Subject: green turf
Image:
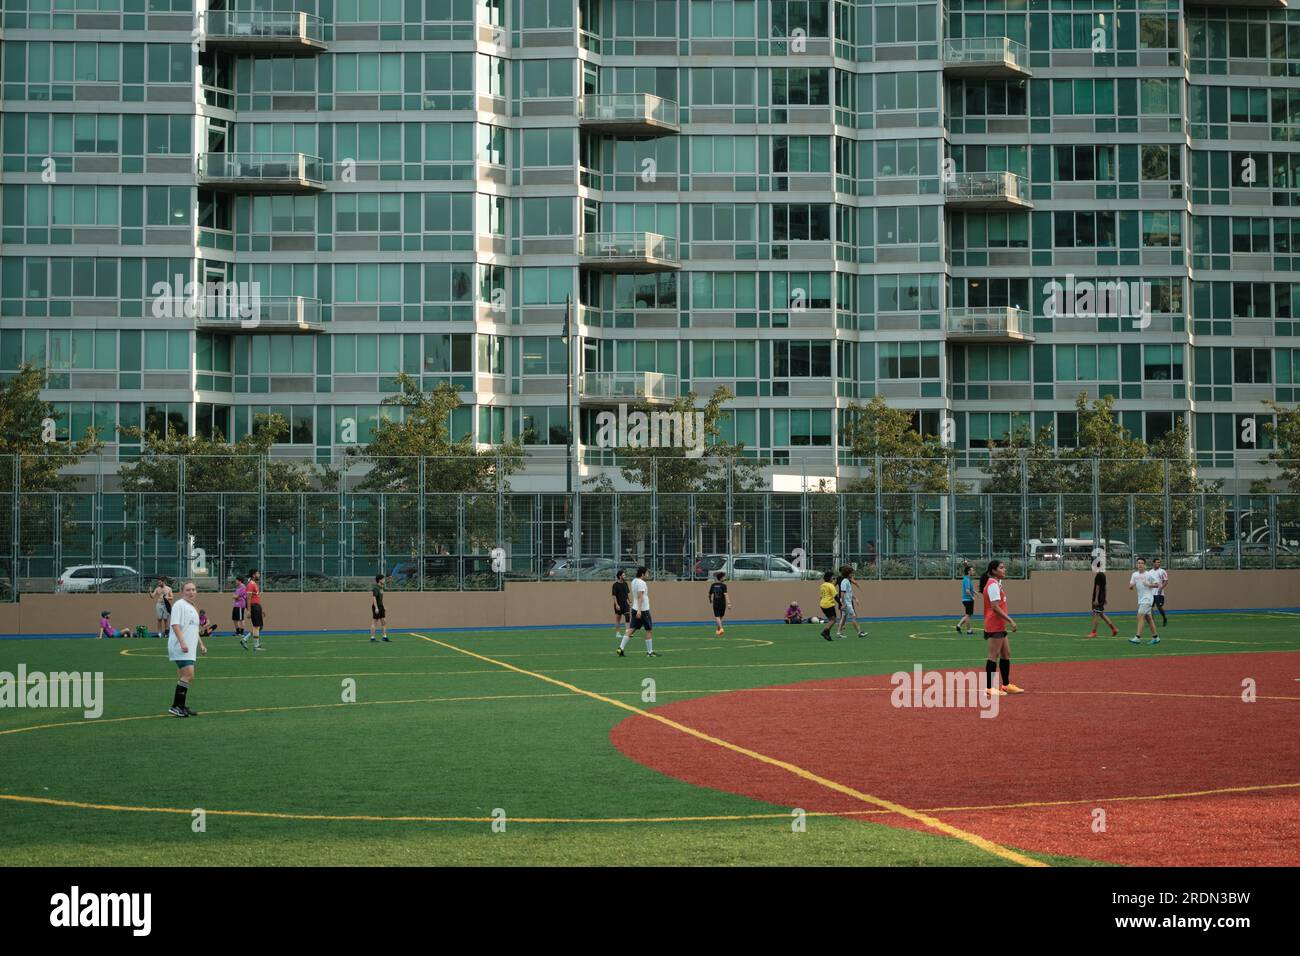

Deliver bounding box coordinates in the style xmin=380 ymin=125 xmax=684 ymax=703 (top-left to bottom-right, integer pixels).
xmin=0 ymin=610 xmax=1296 ymax=866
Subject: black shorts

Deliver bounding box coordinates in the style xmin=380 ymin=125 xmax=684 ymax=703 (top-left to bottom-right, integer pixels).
xmin=250 ymin=604 xmax=264 ymax=628
xmin=984 ymin=630 xmax=1007 ymax=640
xmin=1092 ymin=602 xmax=1106 ymax=613
xmin=712 ymin=602 xmax=727 ymax=618
xmin=631 ymin=610 xmax=653 ymax=631
xmin=372 ymin=605 xmax=386 ymax=621
xmin=1154 ymin=594 xmax=1165 ymax=607
xmin=232 ymin=606 xmax=245 ymax=623
xmin=821 ymin=605 xmax=837 ymax=622
xmin=614 ymin=605 xmax=630 ymax=621
xmin=962 ymin=600 xmax=974 ymax=615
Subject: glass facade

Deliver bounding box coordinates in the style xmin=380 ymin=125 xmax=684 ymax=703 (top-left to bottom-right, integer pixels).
xmin=0 ymin=0 xmax=1295 ymax=488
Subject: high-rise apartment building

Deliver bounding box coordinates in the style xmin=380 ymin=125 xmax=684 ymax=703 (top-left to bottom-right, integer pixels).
xmin=0 ymin=1 xmax=1295 ymax=490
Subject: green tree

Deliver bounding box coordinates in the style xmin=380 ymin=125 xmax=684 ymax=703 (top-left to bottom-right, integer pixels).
xmin=0 ymin=365 xmax=100 ymax=491
xmin=116 ymin=413 xmax=321 ymax=584
xmin=607 ymin=386 xmax=764 ymax=493
xmin=839 ymin=396 xmax=962 ymax=561
xmin=587 ymin=387 xmax=766 ymax=574
xmin=117 ymin=413 xmax=314 ymax=493
xmin=349 ymin=374 xmax=521 ymax=493
xmin=983 ymin=394 xmax=1223 ymax=552
xmin=1260 ymin=401 xmax=1300 ymax=492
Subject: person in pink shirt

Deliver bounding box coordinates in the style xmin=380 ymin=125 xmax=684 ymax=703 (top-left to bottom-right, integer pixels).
xmin=98 ymin=611 xmax=117 ymax=639
xmin=231 ymin=575 xmax=248 ymax=641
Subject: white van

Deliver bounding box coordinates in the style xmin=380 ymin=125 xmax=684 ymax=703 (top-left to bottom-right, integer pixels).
xmin=1027 ymin=539 xmax=1131 ymax=563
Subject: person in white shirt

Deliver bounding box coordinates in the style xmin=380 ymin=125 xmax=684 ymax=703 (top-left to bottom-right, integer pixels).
xmin=1150 ymin=557 xmax=1170 ymax=626
xmin=167 ymin=580 xmax=207 ymax=717
xmin=617 ymin=566 xmax=658 ymax=658
xmin=1127 ymin=558 xmax=1160 ymax=646
xmin=834 ymin=565 xmax=867 ymax=639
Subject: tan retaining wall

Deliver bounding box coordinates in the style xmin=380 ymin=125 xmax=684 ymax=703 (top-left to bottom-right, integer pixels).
xmin=1 ymin=570 xmax=1297 ymax=636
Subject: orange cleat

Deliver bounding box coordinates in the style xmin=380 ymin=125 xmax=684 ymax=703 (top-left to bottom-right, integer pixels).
xmin=984 ymin=686 xmax=1007 ymax=697
xmin=1002 ymin=683 xmax=1026 ymax=694
xmin=1086 ymin=630 xmax=1097 ymax=638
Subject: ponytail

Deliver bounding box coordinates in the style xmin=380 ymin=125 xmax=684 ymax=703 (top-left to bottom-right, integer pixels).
xmin=979 ymin=559 xmax=1001 ymax=594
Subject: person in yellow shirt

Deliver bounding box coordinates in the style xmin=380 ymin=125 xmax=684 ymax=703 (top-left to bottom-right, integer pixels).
xmin=818 ymin=570 xmax=838 ymax=641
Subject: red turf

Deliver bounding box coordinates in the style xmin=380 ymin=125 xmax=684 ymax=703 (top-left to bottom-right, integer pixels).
xmin=610 ymin=652 xmax=1300 ymax=866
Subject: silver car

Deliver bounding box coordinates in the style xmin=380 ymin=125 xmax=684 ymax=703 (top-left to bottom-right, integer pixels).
xmin=55 ymin=565 xmax=137 ymax=592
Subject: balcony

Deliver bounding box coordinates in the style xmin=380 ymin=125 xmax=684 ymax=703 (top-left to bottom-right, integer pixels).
xmin=204 ymin=11 xmax=327 ymax=54
xmin=946 ymin=307 xmax=1034 ymax=343
xmin=942 ymin=37 xmax=1031 ymax=78
xmin=943 ymin=171 xmax=1032 ymax=209
xmin=579 ymin=232 xmax=680 ymax=273
xmin=197 ymin=153 xmax=326 ymax=194
xmin=195 ymin=296 xmax=323 ymax=334
xmin=579 ymin=372 xmax=679 ymax=406
xmin=578 ymin=93 xmax=681 ymax=137
xmin=1184 ymin=0 xmax=1285 ymax=6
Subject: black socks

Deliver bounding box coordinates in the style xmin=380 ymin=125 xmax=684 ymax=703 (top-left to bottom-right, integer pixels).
xmin=986 ymin=659 xmax=997 ymax=688
xmin=999 ymin=658 xmax=1010 ymax=685
xmin=172 ymin=681 xmax=188 ymax=709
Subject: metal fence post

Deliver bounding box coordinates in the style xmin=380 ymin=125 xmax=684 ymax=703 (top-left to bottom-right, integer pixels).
xmin=1091 ymin=457 xmax=1100 ymax=550
xmin=255 ymin=455 xmax=267 ymax=584
xmin=417 ymin=458 xmax=426 ymax=591
xmin=495 ymin=454 xmax=504 ymax=590
xmin=10 ymin=456 xmax=19 ymax=596
xmin=178 ymin=457 xmax=187 ymax=581
xmin=873 ymin=454 xmax=882 ymax=573
xmin=1019 ymin=449 xmax=1029 ymax=572
xmin=1170 ymin=455 xmax=1180 ymax=561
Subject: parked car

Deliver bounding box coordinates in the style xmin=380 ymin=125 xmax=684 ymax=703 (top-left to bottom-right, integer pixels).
xmin=692 ymin=554 xmax=808 ymax=581
xmin=545 ymin=557 xmax=619 ymax=580
xmin=55 ymin=565 xmax=137 ymax=592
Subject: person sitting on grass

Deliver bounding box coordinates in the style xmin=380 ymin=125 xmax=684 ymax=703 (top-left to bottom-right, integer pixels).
xmin=198 ymin=609 xmax=218 ymax=638
xmin=98 ymin=611 xmax=117 ymax=640
xmin=785 ymin=602 xmax=804 ymax=624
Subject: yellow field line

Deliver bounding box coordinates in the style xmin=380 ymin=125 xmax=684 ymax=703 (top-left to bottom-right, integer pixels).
xmin=411 ymin=632 xmax=1046 ymax=867
xmin=3 ymin=780 xmax=1296 ymax=827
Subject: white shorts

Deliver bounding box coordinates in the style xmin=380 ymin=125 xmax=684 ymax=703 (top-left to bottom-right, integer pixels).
xmin=1137 ymin=600 xmax=1153 ymax=617
xmin=842 ymin=601 xmax=855 ymax=616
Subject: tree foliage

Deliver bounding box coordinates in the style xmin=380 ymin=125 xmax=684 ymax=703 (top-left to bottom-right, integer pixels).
xmin=1260 ymin=401 xmax=1300 ymax=493
xmin=608 ymin=386 xmax=765 ymax=493
xmin=0 ymin=365 xmax=100 ymax=491
xmin=117 ymin=413 xmax=315 ymax=493
xmin=348 ymin=374 xmax=522 ymax=493
xmin=982 ymin=393 xmax=1224 ymax=549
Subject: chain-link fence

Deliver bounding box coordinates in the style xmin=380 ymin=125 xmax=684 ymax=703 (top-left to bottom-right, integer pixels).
xmin=1 ymin=453 xmax=1298 ymax=598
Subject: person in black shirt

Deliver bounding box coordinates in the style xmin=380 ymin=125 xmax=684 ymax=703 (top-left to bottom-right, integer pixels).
xmin=611 ymin=569 xmax=631 ymax=644
xmin=1087 ymin=570 xmax=1119 ymax=638
xmin=708 ymin=571 xmax=730 ymax=635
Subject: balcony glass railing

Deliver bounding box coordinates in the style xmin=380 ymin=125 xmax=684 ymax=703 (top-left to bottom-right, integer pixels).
xmin=206 ymin=10 xmax=326 ymax=46
xmin=579 ymin=372 xmax=679 ymax=403
xmin=195 ymin=295 xmax=323 ymax=331
xmin=197 ymin=153 xmax=324 ymax=187
xmin=944 ymin=171 xmax=1030 ymax=204
xmin=943 ymin=37 xmax=1029 ymax=72
xmin=579 ymin=232 xmax=679 ymax=266
xmin=946 ymin=307 xmax=1031 ymax=339
xmin=579 ymin=93 xmax=680 ymax=131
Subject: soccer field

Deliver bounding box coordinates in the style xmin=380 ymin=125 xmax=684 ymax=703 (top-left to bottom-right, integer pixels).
xmin=2 ymin=612 xmax=1298 ymax=867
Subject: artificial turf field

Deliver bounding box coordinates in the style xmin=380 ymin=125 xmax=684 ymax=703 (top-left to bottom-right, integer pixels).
xmin=1 ymin=610 xmax=1298 ymax=867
